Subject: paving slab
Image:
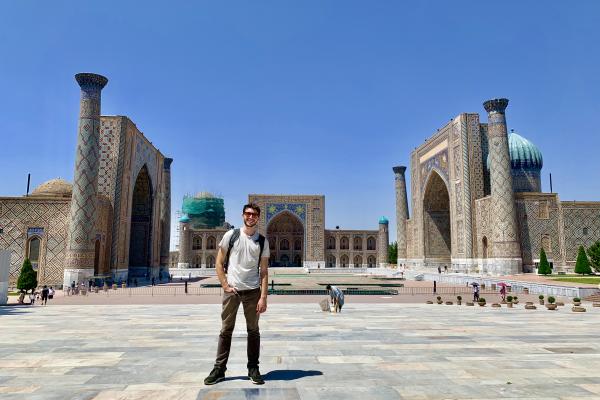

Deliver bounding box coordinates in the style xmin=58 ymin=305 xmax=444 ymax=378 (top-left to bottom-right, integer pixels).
xmin=2 ymin=303 xmax=600 ymax=399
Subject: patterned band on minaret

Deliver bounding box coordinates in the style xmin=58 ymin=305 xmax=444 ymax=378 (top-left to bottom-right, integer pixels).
xmin=160 ymin=158 xmax=173 ymax=266
xmin=484 ymin=98 xmax=522 ymax=273
xmin=64 ymin=73 xmax=108 ymax=275
xmin=393 ymin=166 xmax=409 ymax=263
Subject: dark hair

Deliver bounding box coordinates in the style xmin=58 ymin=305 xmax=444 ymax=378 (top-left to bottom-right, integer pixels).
xmin=326 ymin=284 xmax=332 ymax=290
xmin=243 ymin=203 xmax=261 ymax=215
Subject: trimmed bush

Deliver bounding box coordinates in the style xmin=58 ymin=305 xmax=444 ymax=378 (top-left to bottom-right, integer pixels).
xmin=588 ymin=240 xmax=600 ymax=273
xmin=478 ymin=297 xmax=486 ymax=303
xmin=17 ymin=258 xmax=37 ymax=294
xmin=547 ymin=296 xmax=556 ymax=304
xmin=537 ymin=247 xmax=551 ymax=275
xmin=575 ymin=246 xmax=592 ymax=275
xmin=539 ymin=295 xmax=544 ymax=300
xmin=573 ymin=297 xmax=581 ymax=302
xmin=457 ymin=295 xmax=462 ymax=301
xmin=436 ymin=296 xmax=442 ymax=301
xmin=507 ymin=295 xmax=513 ymax=302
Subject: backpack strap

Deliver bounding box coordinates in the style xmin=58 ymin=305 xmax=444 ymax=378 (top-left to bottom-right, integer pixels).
xmin=257 ymin=234 xmax=265 ymax=274
xmin=223 ymin=229 xmax=240 ymax=273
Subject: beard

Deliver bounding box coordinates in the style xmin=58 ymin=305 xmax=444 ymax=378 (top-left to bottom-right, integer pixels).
xmin=244 ymin=219 xmax=258 ymax=228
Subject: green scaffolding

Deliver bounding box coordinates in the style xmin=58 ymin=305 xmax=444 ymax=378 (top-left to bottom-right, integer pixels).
xmin=181 ymin=193 xmax=225 ymax=229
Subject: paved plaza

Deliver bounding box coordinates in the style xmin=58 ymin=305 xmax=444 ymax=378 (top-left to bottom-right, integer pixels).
xmin=2 ymin=303 xmax=600 ymax=399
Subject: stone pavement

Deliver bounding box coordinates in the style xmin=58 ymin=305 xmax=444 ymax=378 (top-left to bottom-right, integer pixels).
xmin=2 ymin=303 xmax=600 ymax=399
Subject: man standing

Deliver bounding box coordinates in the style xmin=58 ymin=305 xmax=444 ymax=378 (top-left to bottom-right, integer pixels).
xmin=204 ymin=203 xmax=270 ymax=386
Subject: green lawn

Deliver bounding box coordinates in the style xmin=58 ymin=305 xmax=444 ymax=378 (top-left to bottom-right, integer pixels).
xmin=550 ymin=276 xmax=600 ymax=285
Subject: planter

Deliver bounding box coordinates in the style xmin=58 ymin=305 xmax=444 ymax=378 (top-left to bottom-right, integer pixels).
xmin=593 ymin=303 xmax=600 ymax=307
xmin=112 ymin=284 xmax=117 ymax=290
xmin=556 ymin=302 xmax=565 ymax=306
xmin=437 ymin=301 xmax=443 ymax=304
xmin=426 ymin=300 xmax=434 ymax=304
xmin=523 ymin=288 xmax=530 ymax=295
xmin=513 ymin=300 xmax=519 ymax=304
xmin=546 ymin=304 xmax=557 ymax=310
xmin=525 ymin=301 xmax=534 ymax=306
xmin=466 ymin=302 xmax=474 ymax=306
xmin=492 ymin=303 xmax=501 ymax=308
xmin=572 ymin=306 xmax=586 ymax=312
xmin=573 ymin=301 xmax=581 ymax=306
xmin=121 ymin=283 xmax=126 ymax=289
xmin=525 ymin=304 xmax=537 ymax=310
xmin=457 ymin=301 xmax=462 ymax=306
xmin=478 ymin=302 xmax=486 ymax=307
xmin=507 ymin=302 xmax=513 ymax=308
xmin=445 ymin=301 xmax=453 ymax=305
xmin=539 ymin=300 xmax=545 ymax=305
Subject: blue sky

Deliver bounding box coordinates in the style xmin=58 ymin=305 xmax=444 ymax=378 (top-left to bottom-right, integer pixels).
xmin=1 ymin=1 xmax=599 ymax=246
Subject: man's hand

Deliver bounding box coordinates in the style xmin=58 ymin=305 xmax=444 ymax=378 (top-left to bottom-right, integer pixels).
xmin=223 ymin=285 xmax=237 ymax=294
xmin=257 ymin=297 xmax=267 ymax=314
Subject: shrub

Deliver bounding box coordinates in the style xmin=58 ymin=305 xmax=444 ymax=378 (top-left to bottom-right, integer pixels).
xmin=573 ymin=297 xmax=581 ymax=302
xmin=17 ymin=258 xmax=37 ymax=294
xmin=588 ymin=240 xmax=600 ymax=273
xmin=437 ymin=296 xmax=441 ymax=301
xmin=547 ymin=296 xmax=556 ymax=304
xmin=457 ymin=295 xmax=462 ymax=301
xmin=538 ymin=247 xmax=552 ymax=275
xmin=478 ymin=297 xmax=486 ymax=303
xmin=575 ymin=246 xmax=592 ymax=275
xmin=539 ymin=295 xmax=544 ymax=300
xmin=513 ymin=296 xmax=518 ymax=301
xmin=507 ymin=295 xmax=513 ymax=302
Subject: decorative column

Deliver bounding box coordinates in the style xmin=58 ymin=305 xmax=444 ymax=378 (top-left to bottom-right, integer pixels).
xmin=177 ymin=219 xmax=191 ymax=268
xmin=378 ymin=217 xmax=389 ymax=268
xmin=63 ymin=73 xmax=108 ymax=289
xmin=393 ymin=166 xmax=409 ymax=266
xmin=159 ymin=158 xmax=173 ymax=267
xmin=483 ymin=98 xmax=522 ymax=274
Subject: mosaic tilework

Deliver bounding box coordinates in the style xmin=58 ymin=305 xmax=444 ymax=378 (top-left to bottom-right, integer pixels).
xmin=266 ymin=204 xmax=307 ymax=224
xmin=393 ymin=166 xmax=408 ymax=261
xmin=562 ymin=203 xmax=600 ymax=264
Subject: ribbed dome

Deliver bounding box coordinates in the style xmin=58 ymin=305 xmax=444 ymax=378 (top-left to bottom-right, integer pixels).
xmin=179 ymin=214 xmax=190 ymax=223
xmin=487 ymin=131 xmax=543 ymax=171
xmin=379 ymin=216 xmax=389 ymax=224
xmin=30 ymin=178 xmax=72 ymax=197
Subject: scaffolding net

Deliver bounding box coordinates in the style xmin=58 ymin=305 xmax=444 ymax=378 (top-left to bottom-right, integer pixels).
xmin=181 ymin=192 xmax=225 ymax=229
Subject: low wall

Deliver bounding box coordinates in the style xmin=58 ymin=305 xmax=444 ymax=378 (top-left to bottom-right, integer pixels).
xmin=169 ymin=268 xmax=217 ymax=278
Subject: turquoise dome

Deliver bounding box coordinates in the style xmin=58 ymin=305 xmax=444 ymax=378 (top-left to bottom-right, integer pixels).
xmin=179 ymin=214 xmax=190 ymax=223
xmin=487 ymin=131 xmax=543 ymax=171
xmin=379 ymin=216 xmax=389 ymax=224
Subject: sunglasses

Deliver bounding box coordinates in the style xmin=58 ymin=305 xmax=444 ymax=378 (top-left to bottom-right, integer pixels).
xmin=243 ymin=211 xmax=259 ymax=218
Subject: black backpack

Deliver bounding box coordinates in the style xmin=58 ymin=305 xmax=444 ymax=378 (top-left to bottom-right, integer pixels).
xmin=223 ymin=228 xmax=265 ymax=274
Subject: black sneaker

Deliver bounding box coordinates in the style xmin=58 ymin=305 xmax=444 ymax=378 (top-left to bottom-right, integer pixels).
xmin=204 ymin=367 xmax=225 ymax=385
xmin=248 ymin=367 xmax=265 ymax=385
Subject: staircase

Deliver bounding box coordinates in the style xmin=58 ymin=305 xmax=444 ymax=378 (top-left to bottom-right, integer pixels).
xmin=583 ymin=293 xmax=600 ymax=302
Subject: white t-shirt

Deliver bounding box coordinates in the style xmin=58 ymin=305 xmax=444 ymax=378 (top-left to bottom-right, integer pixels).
xmin=219 ymin=228 xmax=270 ymax=290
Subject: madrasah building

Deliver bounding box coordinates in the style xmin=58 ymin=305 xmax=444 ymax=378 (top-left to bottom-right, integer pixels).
xmin=394 ymin=98 xmax=600 ymax=275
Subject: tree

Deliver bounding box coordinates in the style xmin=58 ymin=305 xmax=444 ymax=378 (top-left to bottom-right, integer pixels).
xmin=388 ymin=241 xmax=398 ymax=264
xmin=588 ymin=240 xmax=600 ymax=273
xmin=574 ymin=246 xmax=592 ymax=275
xmin=538 ymin=247 xmax=551 ymax=275
xmin=17 ymin=258 xmax=38 ymax=293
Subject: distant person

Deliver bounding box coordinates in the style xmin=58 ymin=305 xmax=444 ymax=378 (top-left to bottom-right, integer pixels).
xmin=499 ymin=285 xmax=506 ymax=302
xmin=41 ymin=285 xmax=49 ymax=305
xmin=444 ymin=265 xmax=448 ymax=273
xmin=204 ymin=203 xmax=269 ymax=386
xmin=437 ymin=266 xmax=441 ymax=274
xmin=433 ymin=280 xmax=437 ymax=294
xmin=326 ymin=284 xmax=345 ymax=313
xmin=151 ymin=277 xmax=155 ymax=286
xmin=29 ymin=291 xmax=36 ymax=305
xmin=48 ymin=287 xmax=54 ymax=300
xmin=134 ymin=278 xmax=138 ymax=287
xmin=473 ymin=285 xmax=480 ymax=302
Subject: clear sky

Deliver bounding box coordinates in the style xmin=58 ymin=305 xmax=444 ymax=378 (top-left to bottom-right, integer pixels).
xmin=1 ymin=1 xmax=599 ymax=247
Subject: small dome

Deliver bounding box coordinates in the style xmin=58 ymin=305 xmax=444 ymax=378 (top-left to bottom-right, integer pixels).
xmin=487 ymin=131 xmax=543 ymax=171
xmin=31 ymin=178 xmax=72 ymax=197
xmin=179 ymin=214 xmax=190 ymax=223
xmin=379 ymin=216 xmax=389 ymax=224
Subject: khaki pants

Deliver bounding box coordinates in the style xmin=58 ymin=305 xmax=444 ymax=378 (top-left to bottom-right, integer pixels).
xmin=214 ymin=288 xmax=261 ymax=370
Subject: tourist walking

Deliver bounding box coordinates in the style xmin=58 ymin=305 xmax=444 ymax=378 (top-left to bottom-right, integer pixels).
xmin=41 ymin=285 xmax=49 ymax=305
xmin=48 ymin=287 xmax=55 ymax=300
xmin=204 ymin=203 xmax=270 ymax=386
xmin=29 ymin=291 xmax=36 ymax=305
xmin=472 ymin=284 xmax=480 ymax=302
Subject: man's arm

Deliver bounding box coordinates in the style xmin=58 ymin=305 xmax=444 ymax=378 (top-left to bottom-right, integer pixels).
xmin=216 ymin=246 xmax=236 ymax=294
xmin=256 ymin=257 xmax=269 ymax=313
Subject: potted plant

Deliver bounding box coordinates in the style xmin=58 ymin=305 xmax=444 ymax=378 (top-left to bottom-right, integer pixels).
xmin=539 ymin=295 xmax=545 ymax=305
xmin=573 ymin=297 xmax=581 ymax=306
xmin=546 ymin=296 xmax=557 ymax=310
xmin=512 ymin=296 xmax=519 ymax=304
xmin=436 ymin=296 xmax=443 ymax=304
xmin=457 ymin=295 xmax=462 ymax=305
xmin=506 ymin=295 xmax=513 ymax=308
xmin=478 ymin=297 xmax=486 ymax=307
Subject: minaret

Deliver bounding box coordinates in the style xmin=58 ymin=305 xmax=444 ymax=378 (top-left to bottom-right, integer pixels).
xmin=378 ymin=217 xmax=390 ymax=268
xmin=63 ymin=73 xmax=108 ymax=289
xmin=393 ymin=166 xmax=409 ymax=266
xmin=159 ymin=158 xmax=173 ymax=267
xmin=483 ymin=98 xmax=522 ymax=274
xmin=177 ymin=217 xmax=191 ymax=268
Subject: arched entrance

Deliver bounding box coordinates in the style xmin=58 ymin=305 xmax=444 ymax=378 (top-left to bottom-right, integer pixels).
xmin=129 ymin=165 xmax=153 ymax=276
xmin=267 ymin=211 xmax=304 ymax=267
xmin=423 ymin=171 xmax=451 ymax=265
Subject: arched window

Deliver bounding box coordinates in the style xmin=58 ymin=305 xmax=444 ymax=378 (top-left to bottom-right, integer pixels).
xmin=27 ymin=236 xmax=41 ymax=269
xmin=269 ymin=239 xmax=275 ymax=250
xmin=280 ymin=254 xmax=290 ymax=265
xmin=541 ymin=235 xmax=551 ymax=253
xmin=327 ymin=255 xmax=336 ymax=268
xmin=354 ymin=255 xmax=362 ymax=268
xmin=353 ymin=237 xmax=362 ymax=250
xmin=294 ymin=239 xmax=302 ymax=251
xmin=367 ymin=255 xmax=376 ymax=268
xmin=327 ymin=236 xmax=336 ymax=250
xmin=340 ymin=237 xmax=349 ymax=250
xmin=280 ymin=239 xmax=290 ymax=251
xmin=193 ymin=254 xmax=201 ymax=268
xmin=192 ymin=236 xmax=202 ymax=250
xmin=340 ymin=255 xmax=349 ymax=268
xmin=294 ymin=254 xmax=302 ymax=266
xmin=206 ymin=255 xmax=215 ymax=268
xmin=207 ymin=236 xmax=216 ymax=250
xmin=367 ymin=237 xmax=376 ymax=250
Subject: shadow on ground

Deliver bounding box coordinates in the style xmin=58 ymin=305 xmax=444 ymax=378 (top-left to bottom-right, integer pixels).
xmin=223 ymin=369 xmax=322 ymax=383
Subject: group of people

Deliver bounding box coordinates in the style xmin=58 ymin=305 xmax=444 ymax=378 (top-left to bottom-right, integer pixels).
xmin=18 ymin=285 xmax=54 ymax=305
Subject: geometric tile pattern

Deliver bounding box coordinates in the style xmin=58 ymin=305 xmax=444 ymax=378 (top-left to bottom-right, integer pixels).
xmin=5 ymin=304 xmax=600 ymax=399
xmin=562 ymin=203 xmax=600 ymax=264
xmin=393 ymin=166 xmax=408 ymax=261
